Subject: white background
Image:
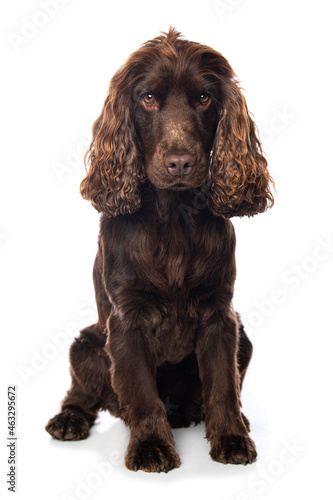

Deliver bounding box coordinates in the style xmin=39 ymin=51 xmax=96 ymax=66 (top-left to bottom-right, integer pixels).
xmin=1 ymin=0 xmax=333 ymax=499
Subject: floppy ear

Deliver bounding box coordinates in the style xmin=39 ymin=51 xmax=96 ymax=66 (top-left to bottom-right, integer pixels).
xmin=208 ymin=79 xmax=274 ymax=218
xmin=80 ymin=78 xmax=144 ymax=217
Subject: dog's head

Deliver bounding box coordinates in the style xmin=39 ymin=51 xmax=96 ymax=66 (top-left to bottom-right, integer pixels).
xmin=81 ymin=28 xmax=274 ymax=218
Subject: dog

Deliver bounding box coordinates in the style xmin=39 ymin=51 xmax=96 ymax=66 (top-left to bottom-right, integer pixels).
xmin=46 ymin=28 xmax=274 ymax=473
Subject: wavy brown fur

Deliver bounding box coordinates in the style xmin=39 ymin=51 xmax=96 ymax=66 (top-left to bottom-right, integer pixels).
xmin=209 ymin=81 xmax=274 ymax=217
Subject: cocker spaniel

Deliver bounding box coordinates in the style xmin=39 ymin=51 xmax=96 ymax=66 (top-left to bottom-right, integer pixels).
xmin=46 ymin=28 xmax=274 ymax=473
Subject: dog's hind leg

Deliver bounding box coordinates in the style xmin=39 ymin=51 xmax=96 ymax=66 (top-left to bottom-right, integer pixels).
xmin=236 ymin=316 xmax=253 ymax=389
xmin=45 ymin=324 xmax=120 ymax=441
xmin=236 ymin=314 xmax=254 ymax=432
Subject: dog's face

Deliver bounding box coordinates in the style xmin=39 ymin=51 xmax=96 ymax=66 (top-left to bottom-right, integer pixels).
xmin=81 ymin=31 xmax=274 ymax=218
xmin=133 ymin=68 xmax=220 ymax=191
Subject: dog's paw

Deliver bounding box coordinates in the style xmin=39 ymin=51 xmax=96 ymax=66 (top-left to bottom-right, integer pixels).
xmin=210 ymin=434 xmax=257 ymax=465
xmin=45 ymin=411 xmax=90 ymax=441
xmin=125 ymin=438 xmax=180 ymax=473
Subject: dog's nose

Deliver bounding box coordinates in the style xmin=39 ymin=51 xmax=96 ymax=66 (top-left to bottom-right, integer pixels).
xmin=164 ymin=154 xmax=195 ymax=176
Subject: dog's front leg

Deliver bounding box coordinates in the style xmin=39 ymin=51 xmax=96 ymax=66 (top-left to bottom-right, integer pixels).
xmin=105 ymin=312 xmax=180 ymax=473
xmin=195 ymin=305 xmax=257 ymax=465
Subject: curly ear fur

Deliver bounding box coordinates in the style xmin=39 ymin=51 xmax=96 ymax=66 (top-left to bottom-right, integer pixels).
xmin=208 ymin=78 xmax=274 ymax=218
xmin=81 ymin=31 xmax=273 ymax=219
xmin=80 ymin=74 xmax=144 ymax=217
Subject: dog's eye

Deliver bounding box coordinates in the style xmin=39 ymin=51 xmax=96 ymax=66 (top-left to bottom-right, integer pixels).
xmin=198 ymin=93 xmax=211 ymax=107
xmin=142 ymin=93 xmax=157 ymax=108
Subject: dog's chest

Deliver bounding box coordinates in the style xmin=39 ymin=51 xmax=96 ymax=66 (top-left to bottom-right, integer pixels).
xmin=156 ymin=319 xmax=196 ymax=365
xmin=154 ymin=220 xmax=197 ymax=289
xmin=158 ymin=238 xmax=190 ymax=289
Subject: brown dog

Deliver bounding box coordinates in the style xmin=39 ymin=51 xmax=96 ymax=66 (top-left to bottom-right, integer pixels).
xmin=46 ymin=28 xmax=274 ymax=473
